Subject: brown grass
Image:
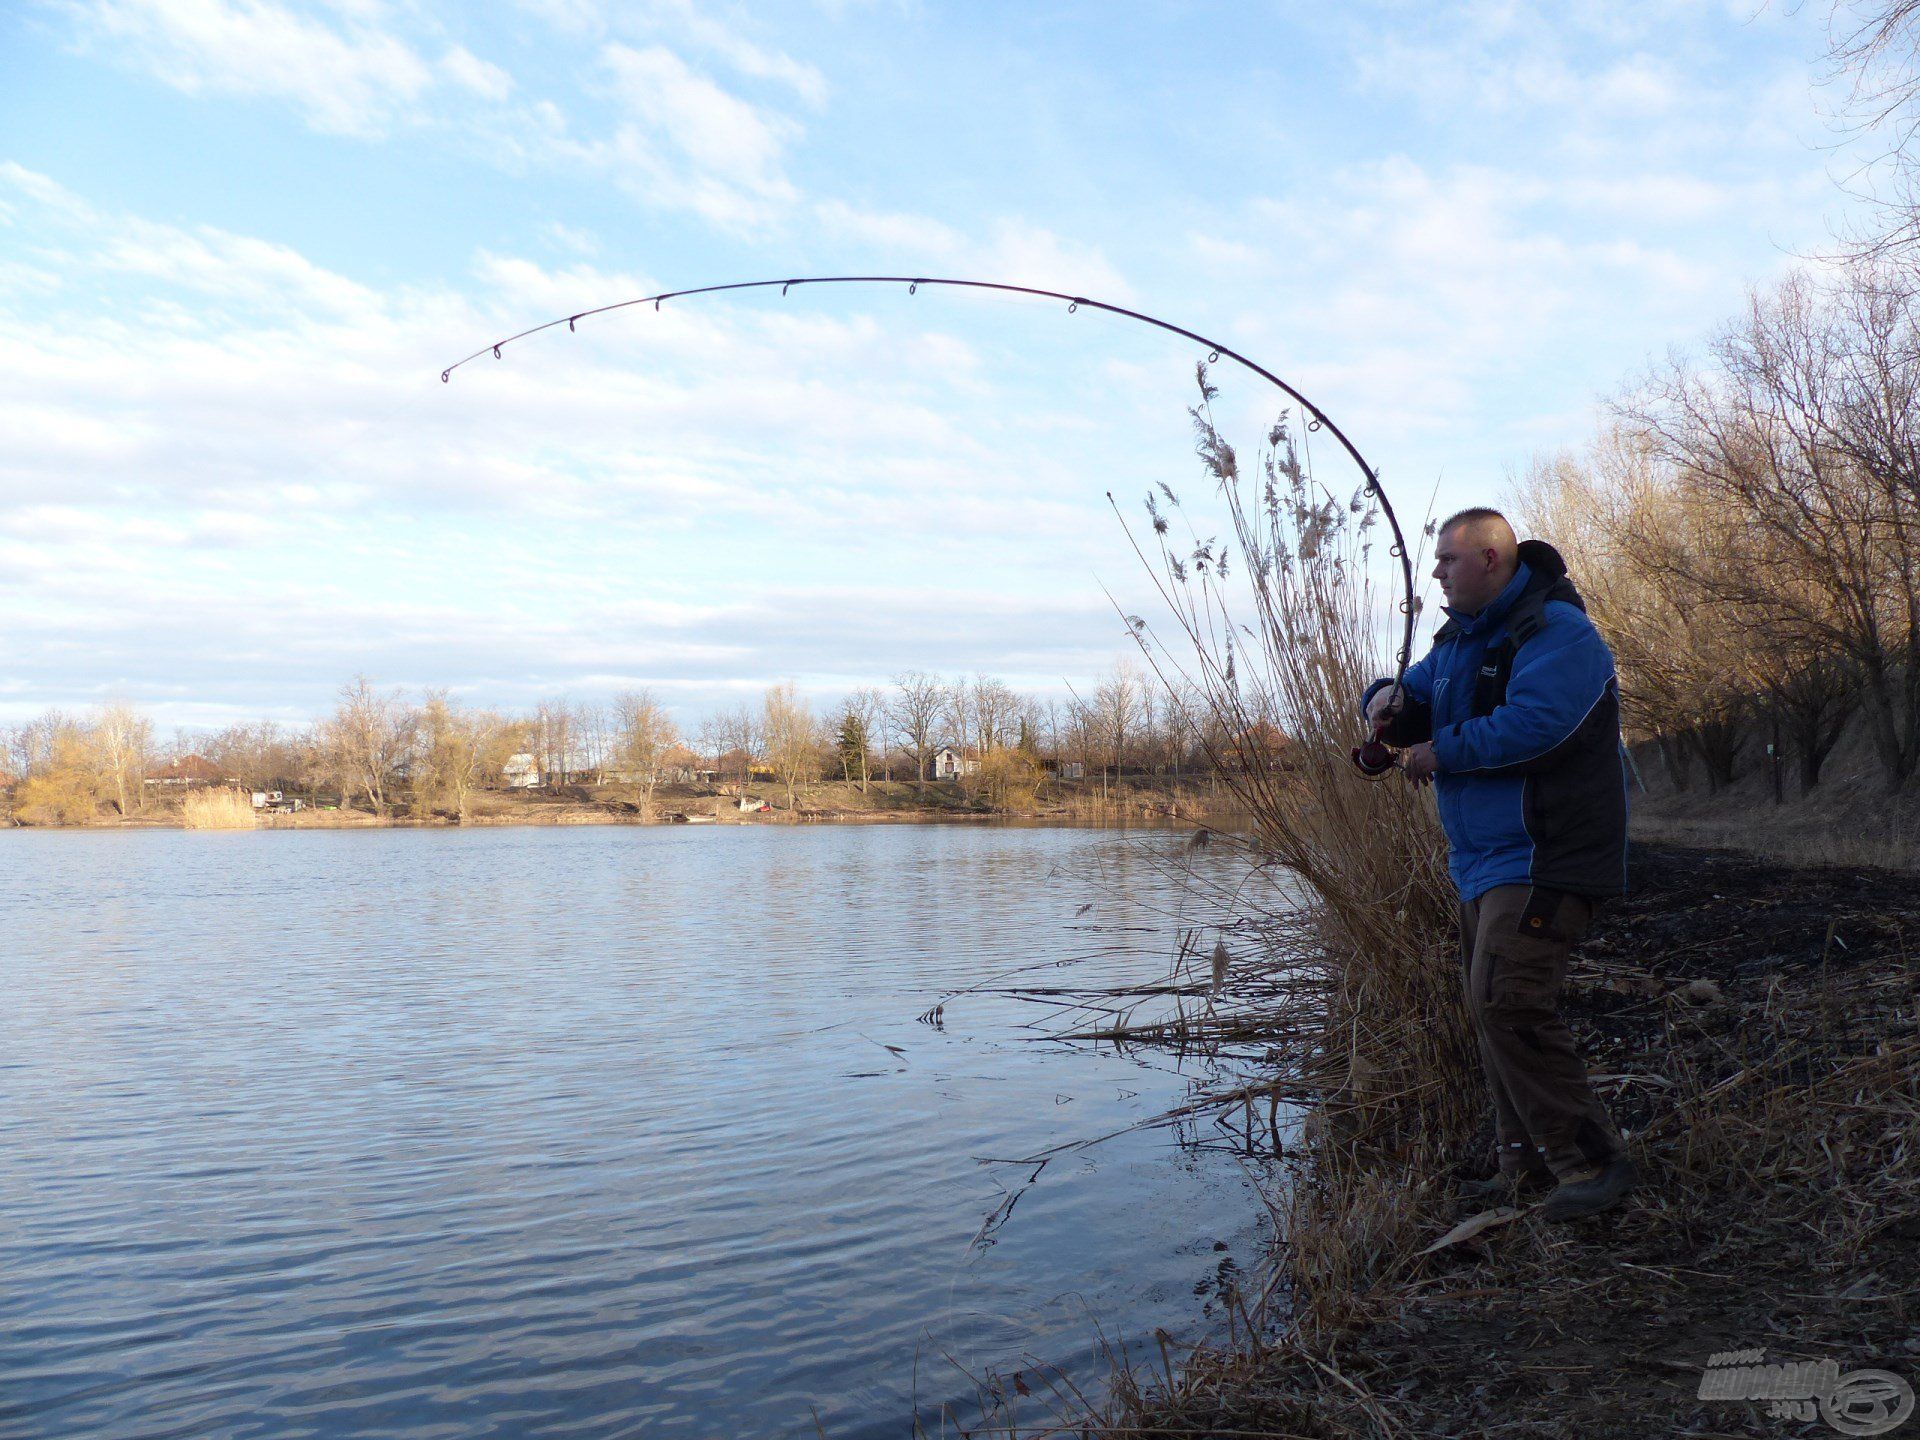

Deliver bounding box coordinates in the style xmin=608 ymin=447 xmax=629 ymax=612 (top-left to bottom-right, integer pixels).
xmin=1630 ymin=808 xmax=1920 ymax=871
xmin=915 ymin=380 xmax=1920 ymax=1438
xmin=181 ymin=788 xmax=257 ymax=830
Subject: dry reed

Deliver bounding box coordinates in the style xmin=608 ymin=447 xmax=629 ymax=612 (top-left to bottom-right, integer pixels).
xmin=180 ymin=788 xmax=256 ymax=830
xmin=1109 ymin=371 xmax=1476 ymax=1315
xmin=913 ymin=376 xmax=1919 ymax=1440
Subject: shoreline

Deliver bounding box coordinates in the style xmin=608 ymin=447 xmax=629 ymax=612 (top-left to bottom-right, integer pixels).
xmin=5 ymin=776 xmax=1249 ymax=832
xmin=1092 ymin=839 xmax=1920 ymax=1437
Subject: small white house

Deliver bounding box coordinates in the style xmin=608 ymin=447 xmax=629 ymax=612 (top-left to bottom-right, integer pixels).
xmin=502 ymin=752 xmax=541 ymax=789
xmin=1056 ymin=760 xmax=1086 ymax=780
xmin=932 ymin=745 xmax=981 ymax=780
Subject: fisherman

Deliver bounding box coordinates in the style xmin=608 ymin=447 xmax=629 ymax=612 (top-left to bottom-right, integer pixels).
xmin=1360 ymin=507 xmax=1639 ymax=1221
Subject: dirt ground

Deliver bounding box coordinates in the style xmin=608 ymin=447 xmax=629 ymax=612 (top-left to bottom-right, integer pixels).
xmin=1117 ymin=842 xmax=1920 ymax=1439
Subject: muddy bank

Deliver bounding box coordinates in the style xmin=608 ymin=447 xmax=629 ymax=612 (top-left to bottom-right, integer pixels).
xmin=1113 ymin=842 xmax=1920 ymax=1439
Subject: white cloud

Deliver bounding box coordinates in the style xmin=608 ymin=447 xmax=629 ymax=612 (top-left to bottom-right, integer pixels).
xmin=0 ymin=170 xmax=1157 ymax=720
xmin=815 ymin=202 xmax=1133 ymax=298
xmin=1188 ymin=150 xmax=1805 ymax=484
xmin=1343 ymin=0 xmax=1814 ymax=162
xmin=632 ymin=0 xmax=828 ymax=106
xmin=514 ymin=0 xmax=829 ymax=104
xmin=60 ymin=0 xmax=462 ymax=137
xmin=441 ymin=43 xmax=514 ymax=101
xmin=582 ymin=42 xmax=802 ymax=227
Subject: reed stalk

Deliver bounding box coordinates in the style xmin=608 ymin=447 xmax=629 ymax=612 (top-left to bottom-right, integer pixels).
xmin=180 ymin=787 xmax=257 ymax=830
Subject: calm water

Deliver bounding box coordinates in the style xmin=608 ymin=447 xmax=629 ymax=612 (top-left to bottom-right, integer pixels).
xmin=0 ymin=824 xmax=1277 ymax=1440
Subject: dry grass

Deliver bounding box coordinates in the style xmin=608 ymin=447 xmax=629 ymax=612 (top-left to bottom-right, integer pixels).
xmin=180 ymin=788 xmax=256 ymax=830
xmin=923 ymin=381 xmax=1920 ymax=1439
xmin=1102 ymin=372 xmax=1475 ymax=1334
xmin=1096 ymin=847 xmax=1920 ymax=1439
xmin=1630 ymin=809 xmax=1920 ymax=872
xmin=939 ymin=844 xmax=1919 ymax=1440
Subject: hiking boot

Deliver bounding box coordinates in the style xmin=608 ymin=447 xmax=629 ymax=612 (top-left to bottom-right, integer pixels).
xmin=1540 ymin=1155 xmax=1641 ymax=1222
xmin=1457 ymin=1164 xmax=1555 ymax=1206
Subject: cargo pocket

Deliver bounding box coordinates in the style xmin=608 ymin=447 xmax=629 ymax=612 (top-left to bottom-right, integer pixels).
xmin=1517 ymin=886 xmax=1569 ymax=944
xmin=1486 ymin=905 xmax=1569 ymax=1024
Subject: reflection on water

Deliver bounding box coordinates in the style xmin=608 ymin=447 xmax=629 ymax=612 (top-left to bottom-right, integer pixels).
xmin=0 ymin=824 xmax=1276 ymax=1439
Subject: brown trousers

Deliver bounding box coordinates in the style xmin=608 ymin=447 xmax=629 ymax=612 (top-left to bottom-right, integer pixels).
xmin=1458 ymin=884 xmax=1627 ymax=1182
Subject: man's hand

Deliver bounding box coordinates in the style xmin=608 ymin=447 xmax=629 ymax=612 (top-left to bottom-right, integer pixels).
xmin=1399 ymin=742 xmax=1440 ymax=786
xmin=1365 ymin=683 xmax=1404 ymax=727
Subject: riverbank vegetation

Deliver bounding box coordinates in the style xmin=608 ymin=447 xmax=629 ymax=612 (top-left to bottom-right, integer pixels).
xmin=968 ymin=190 xmax=1920 ymax=1424
xmin=2 ymin=664 xmax=1281 ymax=828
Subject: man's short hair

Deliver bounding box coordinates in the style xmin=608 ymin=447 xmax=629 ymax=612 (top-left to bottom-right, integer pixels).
xmin=1438 ymin=505 xmax=1511 ymax=537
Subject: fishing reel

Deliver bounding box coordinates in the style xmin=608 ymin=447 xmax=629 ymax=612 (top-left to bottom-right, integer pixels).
xmin=1351 ymin=727 xmax=1397 ymax=777
xmin=1351 ymin=682 xmax=1404 ymax=777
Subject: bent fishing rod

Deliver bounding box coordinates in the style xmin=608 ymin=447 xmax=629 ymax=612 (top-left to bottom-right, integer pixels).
xmin=441 ymin=274 xmax=1415 ymax=776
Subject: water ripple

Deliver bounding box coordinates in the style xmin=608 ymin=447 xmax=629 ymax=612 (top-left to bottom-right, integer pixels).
xmin=0 ymin=825 xmax=1278 ymax=1439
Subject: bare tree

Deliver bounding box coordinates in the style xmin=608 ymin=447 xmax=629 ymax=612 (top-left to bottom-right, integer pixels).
xmin=204 ymin=721 xmax=306 ymax=792
xmin=761 ymin=681 xmax=819 ymax=811
xmin=891 ymin=671 xmax=943 ymax=794
xmin=574 ymin=702 xmax=610 ymax=785
xmin=846 ymin=686 xmax=887 ymax=787
xmin=713 ymin=703 xmax=760 ymax=795
xmin=414 ymin=692 xmax=516 ymax=821
xmin=612 ymin=689 xmax=678 ymax=819
xmin=965 ymin=675 xmax=1022 ymax=754
xmin=1093 ymin=661 xmax=1143 ymax=791
xmin=1617 ymin=263 xmax=1920 ymax=789
xmin=325 ymin=675 xmax=415 ymax=815
xmin=94 ymin=700 xmax=152 ymax=816
xmin=1822 ymin=0 xmax=1920 ymax=255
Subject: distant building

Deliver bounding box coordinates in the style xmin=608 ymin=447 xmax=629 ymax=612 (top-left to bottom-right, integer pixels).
xmin=145 ymin=754 xmax=226 ymax=787
xmin=932 ymin=745 xmax=981 ymax=779
xmin=502 ymin=752 xmax=541 ymax=789
xmin=1053 ymin=759 xmax=1086 ymax=780
xmin=660 ymin=744 xmax=716 ymax=786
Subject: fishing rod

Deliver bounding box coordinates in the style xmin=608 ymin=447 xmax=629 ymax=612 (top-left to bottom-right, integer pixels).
xmin=441 ymin=274 xmax=1416 ymax=776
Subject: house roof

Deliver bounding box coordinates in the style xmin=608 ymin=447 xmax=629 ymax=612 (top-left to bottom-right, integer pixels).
xmin=152 ymin=754 xmax=224 ymax=783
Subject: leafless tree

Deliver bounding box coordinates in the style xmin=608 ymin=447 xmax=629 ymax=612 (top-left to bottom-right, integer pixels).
xmin=94 ymin=700 xmax=152 ymax=815
xmin=573 ymin=702 xmax=610 ymax=785
xmin=325 ymin=675 xmax=415 ymax=815
xmin=761 ymin=681 xmax=819 ymax=811
xmin=890 ymin=670 xmax=943 ymax=793
xmin=1617 ymin=263 xmax=1920 ymax=789
xmin=612 ymin=689 xmax=678 ymax=819
xmin=1093 ymin=660 xmax=1143 ymax=787
xmin=414 ymin=691 xmax=517 ymax=820
xmin=965 ymin=675 xmax=1021 ymax=754
xmin=712 ymin=703 xmax=760 ymax=794
xmin=1822 ymin=0 xmax=1920 ymax=255
xmin=846 ymin=686 xmax=888 ymax=786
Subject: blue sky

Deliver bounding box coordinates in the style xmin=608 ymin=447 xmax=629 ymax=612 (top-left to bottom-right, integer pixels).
xmin=0 ymin=0 xmax=1878 ymax=730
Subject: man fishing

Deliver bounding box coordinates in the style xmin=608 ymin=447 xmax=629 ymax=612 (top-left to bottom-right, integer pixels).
xmin=1360 ymin=508 xmax=1638 ymax=1221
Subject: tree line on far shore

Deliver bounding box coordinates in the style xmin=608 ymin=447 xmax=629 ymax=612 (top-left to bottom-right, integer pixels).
xmin=1 ymin=662 xmax=1289 ymax=825
xmin=1516 ymin=254 xmax=1920 ymax=799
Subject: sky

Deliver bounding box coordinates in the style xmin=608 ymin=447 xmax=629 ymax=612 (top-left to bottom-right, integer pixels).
xmin=0 ymin=0 xmax=1886 ymax=731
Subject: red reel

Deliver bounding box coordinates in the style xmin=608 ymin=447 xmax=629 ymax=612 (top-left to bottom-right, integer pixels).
xmin=1351 ymin=737 xmax=1396 ymax=777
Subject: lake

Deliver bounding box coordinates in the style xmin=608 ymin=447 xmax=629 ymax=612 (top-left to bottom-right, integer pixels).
xmin=0 ymin=823 xmax=1280 ymax=1439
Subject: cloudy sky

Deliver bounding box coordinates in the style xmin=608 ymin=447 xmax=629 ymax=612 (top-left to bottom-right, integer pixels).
xmin=0 ymin=0 xmax=1882 ymax=729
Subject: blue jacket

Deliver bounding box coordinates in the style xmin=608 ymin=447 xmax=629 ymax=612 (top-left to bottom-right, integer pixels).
xmin=1360 ymin=540 xmax=1629 ymax=903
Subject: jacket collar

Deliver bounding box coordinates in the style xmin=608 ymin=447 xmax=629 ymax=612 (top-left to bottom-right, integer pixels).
xmin=1438 ymin=561 xmax=1533 ymax=639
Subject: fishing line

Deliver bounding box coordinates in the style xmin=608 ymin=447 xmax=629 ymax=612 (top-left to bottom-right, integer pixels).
xmin=442 ymin=275 xmax=1419 ymax=766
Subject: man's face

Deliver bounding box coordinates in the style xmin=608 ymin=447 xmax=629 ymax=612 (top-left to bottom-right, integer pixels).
xmin=1432 ymin=527 xmax=1502 ymax=614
